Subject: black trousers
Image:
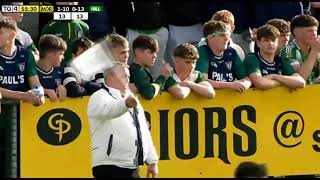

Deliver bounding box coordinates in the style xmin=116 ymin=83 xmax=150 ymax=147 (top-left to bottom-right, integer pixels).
xmin=92 ymin=165 xmax=140 ymax=178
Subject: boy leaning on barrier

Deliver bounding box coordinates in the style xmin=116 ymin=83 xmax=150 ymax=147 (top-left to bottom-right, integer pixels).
xmin=36 ymin=34 xmax=67 ymax=102
xmin=195 ymin=20 xmax=252 ymax=93
xmin=244 ymin=24 xmax=306 ymax=90
xmin=0 ymin=16 xmax=43 ymax=106
xmin=163 ymin=43 xmax=215 ymax=99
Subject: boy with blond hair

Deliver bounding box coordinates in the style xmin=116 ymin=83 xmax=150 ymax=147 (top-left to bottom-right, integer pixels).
xmin=105 ymin=33 xmax=130 ymax=66
xmin=63 ymin=34 xmax=130 ymax=97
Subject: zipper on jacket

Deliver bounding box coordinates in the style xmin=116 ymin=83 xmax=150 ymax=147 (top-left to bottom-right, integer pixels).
xmin=106 ymin=134 xmax=113 ymax=156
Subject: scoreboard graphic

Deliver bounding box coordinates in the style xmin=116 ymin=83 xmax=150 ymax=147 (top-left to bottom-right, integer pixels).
xmin=1 ymin=5 xmax=104 ymax=20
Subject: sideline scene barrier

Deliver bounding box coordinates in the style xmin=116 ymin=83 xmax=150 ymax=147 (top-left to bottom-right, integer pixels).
xmin=18 ymin=86 xmax=320 ymax=177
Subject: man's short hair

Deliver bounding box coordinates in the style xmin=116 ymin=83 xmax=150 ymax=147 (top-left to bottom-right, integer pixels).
xmin=174 ymin=43 xmax=199 ymax=60
xmin=256 ymin=24 xmax=280 ymax=41
xmin=39 ymin=34 xmax=67 ymax=59
xmin=203 ymin=20 xmax=229 ymax=38
xmin=266 ymin=18 xmax=290 ymax=34
xmin=0 ymin=16 xmax=17 ymax=32
xmin=71 ymin=37 xmax=94 ymax=55
xmin=104 ymin=64 xmax=128 ymax=80
xmin=132 ymin=35 xmax=159 ymax=53
xmin=211 ymin=10 xmax=235 ymax=26
xmin=234 ymin=161 xmax=268 ymax=178
xmin=106 ymin=33 xmax=128 ymax=50
xmin=290 ymin=14 xmax=319 ymax=34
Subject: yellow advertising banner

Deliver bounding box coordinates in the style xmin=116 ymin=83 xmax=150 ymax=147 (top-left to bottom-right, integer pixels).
xmin=20 ymin=86 xmax=320 ymax=178
xmin=20 ymin=97 xmax=92 ymax=178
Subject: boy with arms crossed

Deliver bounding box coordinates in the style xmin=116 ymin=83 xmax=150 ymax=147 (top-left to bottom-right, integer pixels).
xmin=164 ymin=43 xmax=215 ymax=99
xmin=244 ymin=24 xmax=305 ymax=90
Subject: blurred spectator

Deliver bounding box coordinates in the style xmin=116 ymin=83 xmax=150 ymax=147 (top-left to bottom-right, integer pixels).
xmin=280 ymin=14 xmax=320 ymax=84
xmin=302 ymin=2 xmax=311 ymax=14
xmin=195 ymin=20 xmax=251 ymax=93
xmin=63 ymin=34 xmax=130 ymax=97
xmin=310 ymin=2 xmax=320 ymax=34
xmin=41 ymin=2 xmax=89 ymax=67
xmin=211 ymin=10 xmax=245 ymax=61
xmin=244 ymin=24 xmax=306 ymax=90
xmin=36 ymin=34 xmax=67 ymax=102
xmin=251 ymin=2 xmax=304 ymax=28
xmin=111 ymin=2 xmax=168 ymax=80
xmin=129 ymin=35 xmax=172 ymax=100
xmin=251 ymin=2 xmax=305 ymax=53
xmin=163 ymin=2 xmax=209 ymax=68
xmin=234 ymin=161 xmax=268 ymax=178
xmin=80 ymin=2 xmax=114 ymax=42
xmin=71 ymin=37 xmax=94 ymax=58
xmin=63 ymin=37 xmax=102 ymax=97
xmin=38 ymin=2 xmax=54 ymax=40
xmin=207 ymin=2 xmax=254 ymax=55
xmin=164 ymin=43 xmax=215 ymax=99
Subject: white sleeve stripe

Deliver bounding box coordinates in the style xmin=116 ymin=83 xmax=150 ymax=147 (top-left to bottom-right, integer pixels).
xmin=95 ymin=78 xmax=105 ymax=84
xmin=63 ymin=77 xmax=77 ymax=85
xmin=64 ymin=67 xmax=78 ymax=74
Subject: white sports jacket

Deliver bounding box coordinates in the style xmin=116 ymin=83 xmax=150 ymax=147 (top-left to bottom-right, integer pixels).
xmin=87 ymin=85 xmax=158 ymax=169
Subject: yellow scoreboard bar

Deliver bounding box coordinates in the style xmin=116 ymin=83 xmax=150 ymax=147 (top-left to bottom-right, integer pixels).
xmin=17 ymin=5 xmax=54 ymax=13
xmin=18 ymin=5 xmax=39 ymax=13
xmin=39 ymin=6 xmax=54 ymax=13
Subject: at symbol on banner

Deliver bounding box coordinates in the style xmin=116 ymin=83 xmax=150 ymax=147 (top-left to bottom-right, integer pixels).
xmin=273 ymin=111 xmax=304 ymax=148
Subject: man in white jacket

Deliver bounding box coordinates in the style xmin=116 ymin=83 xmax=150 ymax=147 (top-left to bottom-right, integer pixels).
xmin=87 ymin=65 xmax=158 ymax=178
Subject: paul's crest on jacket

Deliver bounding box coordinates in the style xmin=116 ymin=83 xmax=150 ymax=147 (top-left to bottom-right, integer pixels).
xmin=18 ymin=63 xmax=25 ymax=72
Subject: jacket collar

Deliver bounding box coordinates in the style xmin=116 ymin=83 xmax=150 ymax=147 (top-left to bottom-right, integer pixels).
xmin=102 ymin=84 xmax=123 ymax=99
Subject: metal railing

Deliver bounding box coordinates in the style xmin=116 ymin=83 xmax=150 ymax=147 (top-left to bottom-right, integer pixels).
xmin=0 ymin=101 xmax=19 ymax=178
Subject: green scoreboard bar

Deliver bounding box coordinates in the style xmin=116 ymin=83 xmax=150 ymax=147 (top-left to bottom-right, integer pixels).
xmin=87 ymin=5 xmax=104 ymax=13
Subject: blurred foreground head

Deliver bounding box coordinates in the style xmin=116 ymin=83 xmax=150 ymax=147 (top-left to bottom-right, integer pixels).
xmin=234 ymin=161 xmax=268 ymax=178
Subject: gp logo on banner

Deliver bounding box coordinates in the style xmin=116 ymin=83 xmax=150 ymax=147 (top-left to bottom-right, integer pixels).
xmin=37 ymin=108 xmax=81 ymax=145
